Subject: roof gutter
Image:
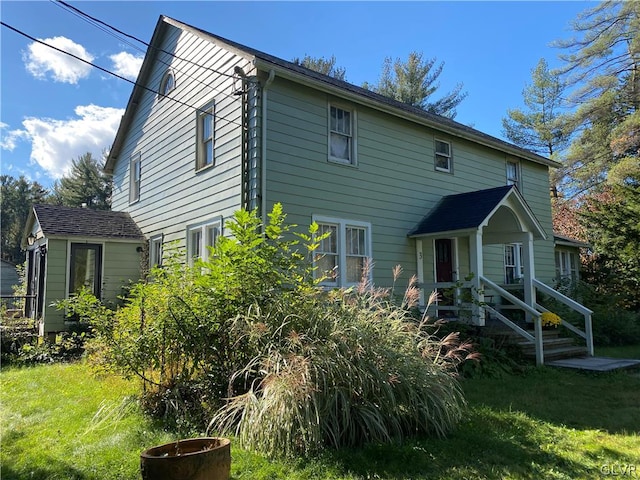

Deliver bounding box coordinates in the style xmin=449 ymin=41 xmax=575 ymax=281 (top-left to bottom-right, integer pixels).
xmin=253 ymin=59 xmax=560 ymax=169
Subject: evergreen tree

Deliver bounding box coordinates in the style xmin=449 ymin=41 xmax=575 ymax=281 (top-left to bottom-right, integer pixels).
xmin=555 ymin=1 xmax=640 ymax=193
xmin=51 ymin=152 xmax=112 ymax=210
xmin=579 ymin=178 xmax=640 ymax=310
xmin=373 ymin=51 xmax=467 ymax=119
xmin=0 ymin=175 xmax=49 ymax=263
xmin=502 ymin=59 xmax=572 ymax=196
xmin=292 ymin=55 xmax=347 ymax=81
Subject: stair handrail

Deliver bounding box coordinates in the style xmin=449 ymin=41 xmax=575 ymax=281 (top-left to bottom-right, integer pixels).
xmin=480 ymin=275 xmax=545 ymax=366
xmin=479 ymin=276 xmax=541 ymax=318
xmin=533 ymin=279 xmax=594 ymax=356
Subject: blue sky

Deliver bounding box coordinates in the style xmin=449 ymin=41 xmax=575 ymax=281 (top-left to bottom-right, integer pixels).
xmin=1 ymin=1 xmax=593 ymax=189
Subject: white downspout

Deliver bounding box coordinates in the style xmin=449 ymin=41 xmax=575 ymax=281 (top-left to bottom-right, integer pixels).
xmin=261 ymin=69 xmax=275 ymax=228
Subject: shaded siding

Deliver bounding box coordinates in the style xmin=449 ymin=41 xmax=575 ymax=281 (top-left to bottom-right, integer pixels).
xmin=102 ymin=242 xmax=144 ymax=304
xmin=43 ymin=239 xmax=67 ymax=332
xmin=265 ymin=77 xmax=556 ymax=289
xmin=110 ymin=24 xmax=253 ymax=250
xmin=1 ymin=261 xmax=19 ymax=297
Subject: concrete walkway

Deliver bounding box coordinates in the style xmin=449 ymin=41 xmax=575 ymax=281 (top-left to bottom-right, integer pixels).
xmin=546 ymin=356 xmax=640 ymax=372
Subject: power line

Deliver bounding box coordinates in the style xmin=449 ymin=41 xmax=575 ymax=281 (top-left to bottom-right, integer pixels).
xmin=0 ymin=20 xmax=246 ymax=130
xmin=54 ymin=0 xmax=237 ymax=79
xmin=50 ymin=0 xmax=243 ymax=103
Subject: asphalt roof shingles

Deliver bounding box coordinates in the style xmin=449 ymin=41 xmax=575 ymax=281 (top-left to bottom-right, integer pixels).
xmin=33 ymin=204 xmax=144 ymax=240
xmin=408 ymin=185 xmax=514 ymax=237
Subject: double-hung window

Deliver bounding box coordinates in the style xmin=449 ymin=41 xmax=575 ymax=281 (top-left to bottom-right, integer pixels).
xmin=506 ymin=160 xmax=520 ymax=189
xmin=313 ymin=216 xmax=371 ymax=287
xmin=434 ymin=139 xmax=452 ymax=173
xmin=187 ymin=219 xmax=222 ymax=265
xmin=329 ymin=104 xmax=356 ymax=164
xmin=196 ymin=101 xmax=215 ymax=170
xmin=504 ymin=243 xmax=524 ymax=284
xmin=130 ymin=153 xmax=141 ymax=203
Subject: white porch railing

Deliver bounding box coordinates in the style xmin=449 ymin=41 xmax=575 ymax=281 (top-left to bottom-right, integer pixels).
xmin=533 ymin=279 xmax=594 ymax=356
xmin=423 ymin=277 xmax=594 ymax=366
xmin=480 ymin=276 xmax=545 ymax=366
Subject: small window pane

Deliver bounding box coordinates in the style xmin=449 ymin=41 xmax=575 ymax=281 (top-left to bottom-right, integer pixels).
xmin=330 ymin=133 xmax=350 ymax=160
xmin=346 ymin=256 xmax=365 ymax=284
xmin=435 ymin=140 xmax=450 ymax=155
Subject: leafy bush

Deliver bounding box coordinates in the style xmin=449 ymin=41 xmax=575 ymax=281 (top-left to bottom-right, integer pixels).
xmin=61 ymin=205 xmax=474 ymax=455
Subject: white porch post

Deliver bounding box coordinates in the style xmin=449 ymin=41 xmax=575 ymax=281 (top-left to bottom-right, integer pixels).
xmin=469 ymin=230 xmax=485 ymax=326
xmin=416 ymin=239 xmax=425 ymax=307
xmin=522 ymin=232 xmax=536 ymax=323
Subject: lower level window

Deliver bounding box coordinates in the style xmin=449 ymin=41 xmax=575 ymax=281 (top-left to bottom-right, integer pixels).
xmin=313 ymin=216 xmax=371 ymax=287
xmin=556 ymin=250 xmax=578 ymax=282
xmin=504 ymin=243 xmax=523 ymax=284
xmin=149 ymin=235 xmax=163 ymax=268
xmin=69 ymin=243 xmax=103 ymax=298
xmin=187 ymin=219 xmax=222 ymax=265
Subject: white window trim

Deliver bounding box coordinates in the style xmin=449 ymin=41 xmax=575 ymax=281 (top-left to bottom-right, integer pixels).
xmin=506 ymin=159 xmax=521 ymax=189
xmin=556 ymin=250 xmax=579 ymax=282
xmin=313 ymin=215 xmax=372 ymax=287
xmin=129 ymin=153 xmax=141 ymax=204
xmin=434 ymin=138 xmax=452 ymax=173
xmin=149 ymin=234 xmax=163 ymax=268
xmin=504 ymin=243 xmax=524 ymax=284
xmin=187 ymin=217 xmax=223 ymax=265
xmin=328 ymin=103 xmax=357 ymax=166
xmin=196 ymin=100 xmax=215 ymax=171
xmin=159 ymin=69 xmax=176 ymax=98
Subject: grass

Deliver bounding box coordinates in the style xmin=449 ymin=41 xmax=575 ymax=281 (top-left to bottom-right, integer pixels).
xmin=2 ymin=360 xmax=639 ymax=480
xmin=596 ymin=344 xmax=640 ymax=359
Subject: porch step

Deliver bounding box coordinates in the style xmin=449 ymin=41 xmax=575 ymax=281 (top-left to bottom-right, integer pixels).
xmin=484 ymin=327 xmax=588 ymax=362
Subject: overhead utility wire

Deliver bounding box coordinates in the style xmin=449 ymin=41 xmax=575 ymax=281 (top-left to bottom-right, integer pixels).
xmin=50 ymin=0 xmax=243 ymax=102
xmin=54 ymin=0 xmax=237 ymax=79
xmin=0 ymin=21 xmax=245 ymax=130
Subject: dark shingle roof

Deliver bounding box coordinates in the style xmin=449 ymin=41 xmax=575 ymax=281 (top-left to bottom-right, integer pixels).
xmin=33 ymin=204 xmax=144 ymax=240
xmin=408 ymin=185 xmax=514 ymax=237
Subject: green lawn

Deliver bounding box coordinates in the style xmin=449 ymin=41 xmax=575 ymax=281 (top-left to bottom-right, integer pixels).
xmin=1 ymin=361 xmax=639 ymax=480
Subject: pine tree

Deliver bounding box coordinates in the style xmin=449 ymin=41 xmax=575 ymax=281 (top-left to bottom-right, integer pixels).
xmin=373 ymin=51 xmax=467 ymax=119
xmin=51 ymin=152 xmax=112 ymax=210
xmin=292 ymin=55 xmax=347 ymax=81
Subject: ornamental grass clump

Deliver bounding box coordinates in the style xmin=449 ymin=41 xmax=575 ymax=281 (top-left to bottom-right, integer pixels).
xmin=210 ymin=267 xmax=476 ymax=457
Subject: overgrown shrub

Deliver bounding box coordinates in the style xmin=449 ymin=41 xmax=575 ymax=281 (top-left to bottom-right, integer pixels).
xmin=61 ymin=204 xmax=475 ymax=455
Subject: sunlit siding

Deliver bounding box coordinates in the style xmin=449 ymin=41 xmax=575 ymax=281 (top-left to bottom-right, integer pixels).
xmin=265 ymin=77 xmax=556 ymax=289
xmin=110 ymin=23 xmax=253 ymax=250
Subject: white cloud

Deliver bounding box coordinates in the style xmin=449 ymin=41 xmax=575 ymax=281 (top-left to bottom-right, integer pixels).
xmin=0 ymin=122 xmax=29 ymax=151
xmin=24 ymin=36 xmax=94 ymax=84
xmin=12 ymin=105 xmax=124 ymax=179
xmin=109 ymin=51 xmax=144 ymax=81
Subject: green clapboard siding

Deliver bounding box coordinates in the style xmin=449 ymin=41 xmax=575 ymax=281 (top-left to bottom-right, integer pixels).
xmin=43 ymin=239 xmax=67 ymax=332
xmin=265 ymin=77 xmax=557 ymax=291
xmin=110 ymin=23 xmax=252 ymax=251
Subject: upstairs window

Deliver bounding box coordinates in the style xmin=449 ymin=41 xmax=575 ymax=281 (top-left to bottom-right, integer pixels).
xmin=187 ymin=219 xmax=222 ymax=265
xmin=507 ymin=160 xmax=520 ymax=189
xmin=313 ymin=216 xmax=371 ymax=287
xmin=435 ymin=139 xmax=452 ymax=173
xmin=159 ymin=69 xmax=175 ymax=97
xmin=129 ymin=153 xmax=141 ymax=203
xmin=329 ymin=104 xmax=356 ymax=165
xmin=196 ymin=101 xmax=215 ymax=170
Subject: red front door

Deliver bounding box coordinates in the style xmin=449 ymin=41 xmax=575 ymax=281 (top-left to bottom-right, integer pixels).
xmin=435 ymin=239 xmax=454 ymax=283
